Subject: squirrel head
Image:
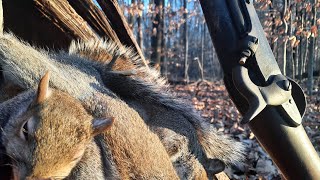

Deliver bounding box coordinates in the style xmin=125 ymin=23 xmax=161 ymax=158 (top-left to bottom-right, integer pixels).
xmin=1 ymin=71 xmax=114 ymax=179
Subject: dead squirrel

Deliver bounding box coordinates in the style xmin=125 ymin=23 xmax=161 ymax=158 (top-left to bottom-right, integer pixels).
xmin=1 ymin=72 xmax=179 ymax=179
xmin=0 ymin=34 xmax=244 ymax=179
xmin=68 ymin=40 xmax=245 ymax=169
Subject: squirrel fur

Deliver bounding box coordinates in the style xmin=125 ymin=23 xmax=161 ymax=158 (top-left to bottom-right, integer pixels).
xmin=1 ymin=72 xmax=179 ymax=179
xmin=0 ymin=34 xmax=245 ymax=179
xmin=68 ymin=39 xmax=245 ymax=165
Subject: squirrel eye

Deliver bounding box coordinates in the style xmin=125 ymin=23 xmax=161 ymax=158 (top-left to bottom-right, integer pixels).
xmin=20 ymin=120 xmax=29 ymax=141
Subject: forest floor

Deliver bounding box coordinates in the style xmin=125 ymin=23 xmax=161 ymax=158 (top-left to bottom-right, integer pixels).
xmin=172 ymin=78 xmax=320 ymax=180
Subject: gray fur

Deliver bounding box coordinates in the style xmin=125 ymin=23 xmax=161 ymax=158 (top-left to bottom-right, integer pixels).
xmin=0 ymin=82 xmax=178 ymax=179
xmin=69 ymin=39 xmax=246 ymax=164
xmin=0 ymin=34 xmax=245 ymax=179
xmin=67 ymin=140 xmax=113 ymax=180
xmin=0 ymin=89 xmax=108 ymax=179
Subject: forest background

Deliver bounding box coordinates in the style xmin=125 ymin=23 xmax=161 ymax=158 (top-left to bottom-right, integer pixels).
xmin=115 ymin=0 xmax=320 ymax=179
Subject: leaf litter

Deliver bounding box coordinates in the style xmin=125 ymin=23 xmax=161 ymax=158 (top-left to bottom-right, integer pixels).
xmin=172 ymin=79 xmax=319 ymax=179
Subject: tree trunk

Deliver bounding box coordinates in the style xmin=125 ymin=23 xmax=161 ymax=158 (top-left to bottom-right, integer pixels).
xmin=281 ymin=0 xmax=288 ymax=75
xmin=160 ymin=0 xmax=165 ymax=71
xmin=128 ymin=0 xmax=136 ymax=30
xmin=137 ymin=0 xmax=143 ymax=49
xmin=315 ymin=36 xmax=319 ymax=75
xmin=298 ymin=8 xmax=305 ymax=80
xmin=200 ymin=22 xmax=205 ymax=81
xmin=269 ymin=1 xmax=277 ymax=56
xmin=163 ymin=3 xmax=172 ymax=78
xmin=183 ymin=0 xmax=189 ymax=83
xmin=286 ymin=0 xmax=294 ymax=78
xmin=303 ymin=38 xmax=309 ymax=76
xmin=293 ymin=44 xmax=299 ymax=79
xmin=150 ymin=0 xmax=163 ymax=70
xmin=293 ymin=2 xmax=300 ymax=79
xmin=307 ymin=1 xmax=317 ymax=95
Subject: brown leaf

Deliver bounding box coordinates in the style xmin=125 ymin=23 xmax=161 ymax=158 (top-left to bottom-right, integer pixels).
xmin=311 ymin=25 xmax=318 ymax=37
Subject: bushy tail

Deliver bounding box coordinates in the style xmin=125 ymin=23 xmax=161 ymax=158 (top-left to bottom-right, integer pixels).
xmin=69 ymin=39 xmax=246 ymax=165
xmin=98 ymin=70 xmax=246 ymax=165
xmin=196 ymin=122 xmax=245 ymax=164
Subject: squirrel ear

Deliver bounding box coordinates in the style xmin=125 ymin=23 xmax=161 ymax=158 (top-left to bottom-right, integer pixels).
xmin=36 ymin=71 xmax=51 ymax=103
xmin=92 ymin=117 xmax=114 ymax=136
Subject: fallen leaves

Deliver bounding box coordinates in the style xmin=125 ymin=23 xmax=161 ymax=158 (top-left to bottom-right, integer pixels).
xmin=172 ymin=78 xmax=320 ymax=179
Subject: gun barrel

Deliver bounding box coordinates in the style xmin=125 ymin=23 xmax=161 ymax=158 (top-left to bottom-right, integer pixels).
xmin=249 ymin=107 xmax=320 ymax=179
xmin=199 ymin=0 xmax=320 ymax=179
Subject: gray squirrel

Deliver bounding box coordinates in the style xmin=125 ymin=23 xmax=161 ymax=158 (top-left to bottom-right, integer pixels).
xmin=1 ymin=72 xmax=179 ymax=179
xmin=0 ymin=33 xmax=245 ymax=179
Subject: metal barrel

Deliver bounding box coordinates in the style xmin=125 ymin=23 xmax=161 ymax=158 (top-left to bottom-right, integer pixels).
xmin=199 ymin=0 xmax=320 ymax=179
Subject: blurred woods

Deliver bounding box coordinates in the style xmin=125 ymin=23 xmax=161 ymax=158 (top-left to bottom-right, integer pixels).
xmin=117 ymin=0 xmax=320 ymax=95
xmin=117 ymin=0 xmax=222 ymax=82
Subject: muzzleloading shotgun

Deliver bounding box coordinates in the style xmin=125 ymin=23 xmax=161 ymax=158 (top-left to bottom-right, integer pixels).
xmin=199 ymin=0 xmax=320 ymax=179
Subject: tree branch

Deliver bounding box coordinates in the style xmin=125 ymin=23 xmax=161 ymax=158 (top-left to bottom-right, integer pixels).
xmin=34 ymin=0 xmax=98 ymax=40
xmin=67 ymin=0 xmax=121 ymax=44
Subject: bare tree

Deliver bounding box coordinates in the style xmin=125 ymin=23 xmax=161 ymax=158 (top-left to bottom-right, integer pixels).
xmin=183 ymin=0 xmax=189 ymax=83
xmin=137 ymin=0 xmax=143 ymax=49
xmin=151 ymin=0 xmax=164 ymax=69
xmin=280 ymin=0 xmax=288 ymax=75
xmin=200 ymin=22 xmax=205 ymax=81
xmin=286 ymin=0 xmax=294 ymax=78
xmin=307 ymin=0 xmax=317 ymax=95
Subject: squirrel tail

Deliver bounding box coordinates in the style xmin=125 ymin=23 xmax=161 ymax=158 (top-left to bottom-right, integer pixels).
xmin=196 ymin=122 xmax=246 ymax=165
xmin=69 ymin=39 xmax=246 ymax=165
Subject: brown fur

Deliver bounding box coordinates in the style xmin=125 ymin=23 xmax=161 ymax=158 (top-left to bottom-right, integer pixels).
xmin=69 ymin=40 xmax=228 ymax=178
xmin=1 ymin=75 xmax=178 ymax=179
xmin=84 ymin=92 xmax=179 ymax=180
xmin=0 ymin=34 xmax=245 ymax=179
xmin=69 ymin=39 xmax=245 ymax=176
